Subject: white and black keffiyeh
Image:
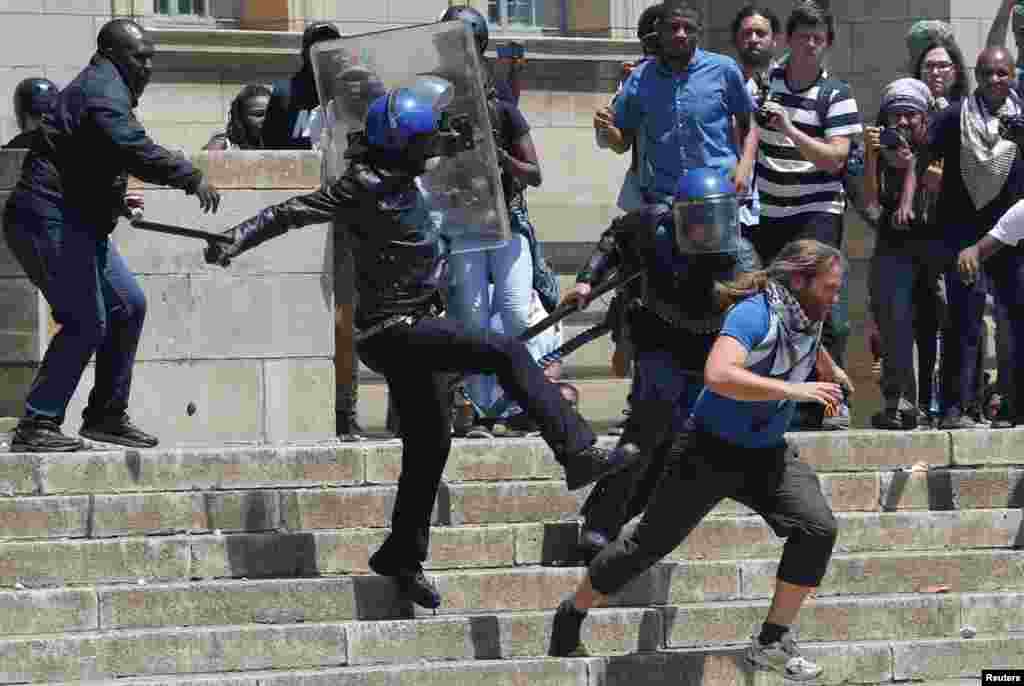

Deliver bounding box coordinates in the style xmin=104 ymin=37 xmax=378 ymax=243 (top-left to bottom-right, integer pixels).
xmin=746 ymin=281 xmax=822 ymax=383
xmin=960 ymin=91 xmax=1022 ymax=210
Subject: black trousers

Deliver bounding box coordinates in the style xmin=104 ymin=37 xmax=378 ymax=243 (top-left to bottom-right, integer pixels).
xmin=357 ymin=316 xmax=595 ymax=568
xmin=589 ymin=429 xmax=837 ymax=595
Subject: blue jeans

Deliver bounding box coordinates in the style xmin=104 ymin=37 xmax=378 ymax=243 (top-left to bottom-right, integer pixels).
xmin=3 ymin=193 xmax=146 ymax=423
xmin=447 ymin=231 xmax=535 ymax=416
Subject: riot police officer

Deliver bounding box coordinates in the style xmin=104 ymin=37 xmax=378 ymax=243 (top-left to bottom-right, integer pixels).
xmin=3 ymin=77 xmax=59 ymax=149
xmin=564 ymin=168 xmax=759 ymax=562
xmin=204 ymin=77 xmax=639 ymax=610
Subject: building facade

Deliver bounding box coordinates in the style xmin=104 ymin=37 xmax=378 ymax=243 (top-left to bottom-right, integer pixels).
xmin=0 ymin=0 xmax=1014 ymax=437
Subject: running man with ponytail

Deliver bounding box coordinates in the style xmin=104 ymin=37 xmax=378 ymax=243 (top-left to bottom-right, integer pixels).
xmin=549 ymin=239 xmax=852 ymax=682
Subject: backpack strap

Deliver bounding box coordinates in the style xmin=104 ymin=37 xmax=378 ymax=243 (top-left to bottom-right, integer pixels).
xmin=814 ymin=77 xmax=844 ymax=136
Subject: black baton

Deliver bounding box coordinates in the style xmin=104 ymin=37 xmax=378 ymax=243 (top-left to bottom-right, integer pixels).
xmin=517 ymin=269 xmax=642 ymax=344
xmin=537 ymin=321 xmax=613 ymax=368
xmin=130 ymin=218 xmax=233 ymax=245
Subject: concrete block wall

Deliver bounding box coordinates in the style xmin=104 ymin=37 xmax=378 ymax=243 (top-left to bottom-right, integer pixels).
xmin=0 ymin=3 xmax=116 ymax=146
xmin=0 ymin=150 xmax=337 ymax=445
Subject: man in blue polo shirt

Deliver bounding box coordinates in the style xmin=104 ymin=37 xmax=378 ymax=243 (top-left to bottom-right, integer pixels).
xmin=594 ymin=0 xmax=758 ymax=203
xmin=549 ymin=239 xmax=851 ymax=682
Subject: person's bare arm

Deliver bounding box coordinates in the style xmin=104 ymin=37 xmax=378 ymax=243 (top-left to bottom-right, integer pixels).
xmin=594 ymin=106 xmax=633 ymax=154
xmin=503 ymin=131 xmax=542 ymax=187
xmin=704 ymin=335 xmax=843 ymax=408
xmin=761 ymin=101 xmax=851 ymax=174
xmin=987 ymin=0 xmax=1016 ymax=47
xmin=734 ymin=111 xmax=759 ymax=196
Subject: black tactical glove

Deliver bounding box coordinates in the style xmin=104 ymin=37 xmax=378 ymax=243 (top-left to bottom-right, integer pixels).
xmin=203 ymin=228 xmax=240 ymax=267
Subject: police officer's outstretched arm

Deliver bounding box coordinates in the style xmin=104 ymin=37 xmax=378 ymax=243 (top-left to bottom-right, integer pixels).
xmin=564 ymin=212 xmax=647 ymax=309
xmin=204 ymin=181 xmax=351 ymax=267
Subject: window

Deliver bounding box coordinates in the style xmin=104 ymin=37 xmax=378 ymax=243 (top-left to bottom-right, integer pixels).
xmin=489 ymin=0 xmax=561 ymax=32
xmin=154 ymin=0 xmax=208 ymax=16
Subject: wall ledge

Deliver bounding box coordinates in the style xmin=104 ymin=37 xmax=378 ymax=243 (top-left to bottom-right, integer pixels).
xmin=146 ymin=27 xmax=642 ymax=62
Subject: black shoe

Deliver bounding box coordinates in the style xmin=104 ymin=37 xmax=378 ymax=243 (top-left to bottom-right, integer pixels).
xmin=368 ymin=553 xmax=441 ymax=609
xmin=10 ymin=416 xmax=84 ymax=453
xmin=939 ymin=407 xmax=979 ymax=430
xmin=337 ymin=413 xmax=366 ymax=442
xmin=871 ymin=408 xmax=910 ymax=430
xmin=991 ymin=399 xmax=1016 ymax=429
xmin=578 ymin=528 xmax=610 ymax=565
xmin=549 ymin=597 xmax=589 ymax=657
xmin=505 ymin=412 xmax=540 ymax=435
xmin=80 ymin=413 xmax=158 ymax=448
xmin=562 ymin=442 xmax=641 ymax=491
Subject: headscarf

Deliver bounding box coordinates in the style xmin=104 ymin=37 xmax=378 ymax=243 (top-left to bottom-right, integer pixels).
xmin=880 ymin=78 xmax=933 ymax=115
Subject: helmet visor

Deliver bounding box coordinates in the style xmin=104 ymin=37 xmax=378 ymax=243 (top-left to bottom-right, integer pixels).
xmin=672 ymin=194 xmax=741 ymax=254
xmin=386 ymin=76 xmax=454 ymax=135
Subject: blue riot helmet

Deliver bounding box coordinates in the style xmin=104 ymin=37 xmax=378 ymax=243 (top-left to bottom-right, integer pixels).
xmin=672 ymin=168 xmax=740 ymax=255
xmin=14 ymin=77 xmax=58 ymax=132
xmin=365 ymin=76 xmax=474 ymax=167
xmin=440 ymin=5 xmax=489 ymax=54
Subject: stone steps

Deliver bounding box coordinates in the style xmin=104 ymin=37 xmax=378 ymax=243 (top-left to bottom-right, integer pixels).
xmin=8 ymin=631 xmax=1022 ymax=684
xmin=0 ymin=552 xmax=1019 ymax=633
xmin=0 ymin=464 xmax=1020 ymax=540
xmin=0 ymin=507 xmax=1019 ymax=588
xmin=2 ymin=431 xmax=1021 ymax=499
xmin=30 ymin=655 xmax=998 ymax=686
xmin=0 ymin=433 xmax=1019 ymax=685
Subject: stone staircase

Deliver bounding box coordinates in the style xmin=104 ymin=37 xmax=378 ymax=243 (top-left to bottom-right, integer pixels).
xmin=0 ymin=429 xmax=1020 ymax=684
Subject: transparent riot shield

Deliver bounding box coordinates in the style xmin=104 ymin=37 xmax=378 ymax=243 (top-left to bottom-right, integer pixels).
xmin=310 ymin=22 xmax=510 ymax=251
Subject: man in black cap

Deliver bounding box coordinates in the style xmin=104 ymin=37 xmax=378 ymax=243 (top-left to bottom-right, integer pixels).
xmin=2 ymin=18 xmax=219 ymax=452
xmin=4 ymin=77 xmax=59 ymax=149
xmin=262 ymin=21 xmax=341 ymax=149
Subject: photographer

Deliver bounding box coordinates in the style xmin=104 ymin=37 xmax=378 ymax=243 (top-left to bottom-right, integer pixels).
xmin=862 ymin=79 xmax=949 ymax=429
xmin=928 ymin=47 xmax=1024 ymax=429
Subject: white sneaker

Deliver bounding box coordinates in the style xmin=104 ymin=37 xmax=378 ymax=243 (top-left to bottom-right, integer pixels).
xmin=745 ymin=631 xmax=823 ymax=681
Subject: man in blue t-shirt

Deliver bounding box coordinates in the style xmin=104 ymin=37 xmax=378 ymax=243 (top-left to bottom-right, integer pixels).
xmin=549 ymin=239 xmax=851 ymax=683
xmin=594 ymin=1 xmax=757 ymax=204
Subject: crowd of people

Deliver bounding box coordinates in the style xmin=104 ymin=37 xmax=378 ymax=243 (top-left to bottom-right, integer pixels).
xmin=6 ymin=2 xmax=1024 ymax=681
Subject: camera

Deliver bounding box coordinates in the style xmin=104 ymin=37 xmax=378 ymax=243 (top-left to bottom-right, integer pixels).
xmin=879 ymin=126 xmax=909 ymax=151
xmin=754 ymin=91 xmax=779 ymax=128
xmin=999 ymin=114 xmax=1024 ymax=145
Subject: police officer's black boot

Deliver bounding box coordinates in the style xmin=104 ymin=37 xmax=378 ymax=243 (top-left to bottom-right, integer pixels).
xmin=561 ymin=442 xmax=642 ymax=491
xmin=368 ymin=549 xmax=441 ymax=609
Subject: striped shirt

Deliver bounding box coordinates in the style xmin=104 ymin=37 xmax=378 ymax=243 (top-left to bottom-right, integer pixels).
xmin=755 ymin=67 xmax=862 ymax=218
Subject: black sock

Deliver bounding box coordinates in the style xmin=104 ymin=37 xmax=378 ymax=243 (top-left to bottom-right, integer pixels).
xmin=758 ymin=621 xmax=788 ymax=646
